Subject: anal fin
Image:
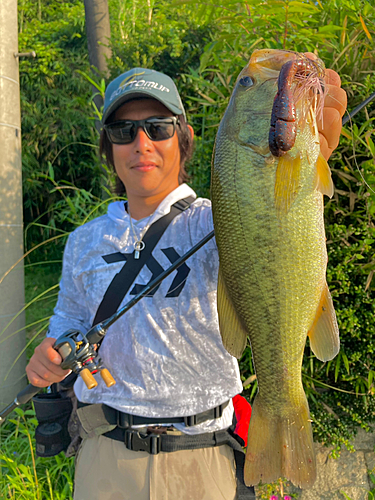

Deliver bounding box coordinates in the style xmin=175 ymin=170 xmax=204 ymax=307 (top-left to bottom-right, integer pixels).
xmin=308 ymin=282 xmax=340 ymax=361
xmin=217 ymin=267 xmax=247 ymax=359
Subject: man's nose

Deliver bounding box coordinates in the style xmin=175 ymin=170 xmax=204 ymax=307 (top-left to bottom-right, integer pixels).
xmin=133 ymin=127 xmax=153 ymax=152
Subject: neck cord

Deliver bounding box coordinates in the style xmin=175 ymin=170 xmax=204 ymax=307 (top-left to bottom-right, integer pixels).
xmin=127 ymin=206 xmax=154 ymax=259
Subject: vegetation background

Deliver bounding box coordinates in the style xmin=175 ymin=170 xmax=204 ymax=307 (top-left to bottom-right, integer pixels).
xmin=0 ymin=0 xmax=374 ymax=498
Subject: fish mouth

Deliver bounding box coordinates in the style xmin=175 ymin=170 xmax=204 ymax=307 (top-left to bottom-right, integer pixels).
xmin=251 ymin=49 xmax=298 ymax=69
xmin=240 ymin=49 xmax=315 ymax=83
xmin=236 ymin=49 xmax=297 ymax=83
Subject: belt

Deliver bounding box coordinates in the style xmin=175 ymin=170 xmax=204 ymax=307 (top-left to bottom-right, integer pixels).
xmin=76 ymin=400 xmax=230 ymax=434
xmin=102 ymin=427 xmax=256 ymax=499
xmin=76 ymin=401 xmax=255 ymax=499
xmin=104 ymin=427 xmax=232 ymax=455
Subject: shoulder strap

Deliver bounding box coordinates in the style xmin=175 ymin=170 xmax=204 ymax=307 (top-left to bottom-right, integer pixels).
xmin=93 ymin=196 xmax=195 ymax=326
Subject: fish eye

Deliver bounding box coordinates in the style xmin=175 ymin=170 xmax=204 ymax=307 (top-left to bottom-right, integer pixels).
xmin=239 ymin=76 xmax=254 ymax=87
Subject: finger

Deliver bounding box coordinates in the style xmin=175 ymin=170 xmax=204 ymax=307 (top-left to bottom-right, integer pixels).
xmin=317 ymin=108 xmax=342 ymax=148
xmin=33 ymin=341 xmax=70 ymax=377
xmin=303 ymin=52 xmax=318 ymax=61
xmin=325 ymin=68 xmax=341 ymax=87
xmin=31 ymin=354 xmax=70 ymax=380
xmin=39 ymin=337 xmax=63 ymax=365
xmin=26 ymin=368 xmax=52 ymax=388
xmin=319 ymin=132 xmax=332 ymax=162
xmin=324 ymin=84 xmax=347 ymax=117
xmin=26 ymin=359 xmax=70 ymax=386
xmin=317 ymin=107 xmax=342 ymax=151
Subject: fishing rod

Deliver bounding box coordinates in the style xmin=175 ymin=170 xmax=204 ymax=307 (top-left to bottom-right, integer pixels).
xmin=0 ymin=229 xmax=215 ymax=426
xmin=1 ymin=90 xmax=373 ymax=426
xmin=342 ymin=90 xmax=375 ymax=126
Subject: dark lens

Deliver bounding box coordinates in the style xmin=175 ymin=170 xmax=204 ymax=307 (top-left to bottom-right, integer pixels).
xmin=145 ymin=118 xmax=175 ymax=141
xmin=106 ymin=121 xmax=135 ymax=144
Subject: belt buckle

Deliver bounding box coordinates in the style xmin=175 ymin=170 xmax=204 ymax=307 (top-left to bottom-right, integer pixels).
xmin=124 ymin=429 xmax=161 ymax=455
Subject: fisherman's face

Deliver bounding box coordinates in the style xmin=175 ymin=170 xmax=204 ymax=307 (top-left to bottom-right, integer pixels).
xmin=112 ymin=99 xmax=181 ymax=203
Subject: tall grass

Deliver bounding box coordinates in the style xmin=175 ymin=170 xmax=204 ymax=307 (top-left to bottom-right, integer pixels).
xmin=0 ymin=407 xmax=74 ymax=500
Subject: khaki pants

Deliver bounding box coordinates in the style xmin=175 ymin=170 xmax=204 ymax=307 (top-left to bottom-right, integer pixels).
xmin=73 ymin=434 xmax=237 ymax=500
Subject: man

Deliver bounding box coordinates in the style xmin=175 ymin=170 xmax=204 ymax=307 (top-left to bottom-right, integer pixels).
xmin=26 ymin=62 xmax=347 ymax=500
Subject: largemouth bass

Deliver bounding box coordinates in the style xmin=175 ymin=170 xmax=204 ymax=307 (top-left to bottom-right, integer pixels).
xmin=211 ymin=49 xmax=340 ymax=488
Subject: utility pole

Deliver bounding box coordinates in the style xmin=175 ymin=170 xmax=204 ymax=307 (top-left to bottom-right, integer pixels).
xmin=0 ymin=0 xmax=27 ymax=406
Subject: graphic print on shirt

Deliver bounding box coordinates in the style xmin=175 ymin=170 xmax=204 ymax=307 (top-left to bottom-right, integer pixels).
xmin=93 ymin=248 xmax=191 ymax=324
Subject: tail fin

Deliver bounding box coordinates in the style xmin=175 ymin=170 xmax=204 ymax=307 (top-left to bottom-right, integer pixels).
xmin=244 ymin=393 xmax=316 ymax=489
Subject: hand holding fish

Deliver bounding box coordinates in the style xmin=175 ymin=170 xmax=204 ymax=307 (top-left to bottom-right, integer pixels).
xmin=304 ymin=53 xmax=347 ymax=160
xmin=318 ymin=69 xmax=347 ymax=159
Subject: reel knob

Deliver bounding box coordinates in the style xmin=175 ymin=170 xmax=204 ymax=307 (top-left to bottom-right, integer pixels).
xmin=80 ymin=368 xmax=98 ymax=390
xmin=100 ymin=368 xmax=116 ymax=388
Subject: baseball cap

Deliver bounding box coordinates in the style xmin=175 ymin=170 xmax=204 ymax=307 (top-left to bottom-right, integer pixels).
xmin=102 ymin=68 xmax=186 ymax=124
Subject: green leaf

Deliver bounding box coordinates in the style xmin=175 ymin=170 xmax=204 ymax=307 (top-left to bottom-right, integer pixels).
xmin=335 ymin=353 xmax=341 ymax=382
xmin=342 ymin=352 xmax=350 ymax=375
xmin=368 ymin=370 xmax=374 ymax=388
xmin=318 ymin=24 xmax=343 ymax=33
xmin=48 ymin=162 xmax=54 ymax=181
xmin=289 ymin=1 xmax=319 ymax=10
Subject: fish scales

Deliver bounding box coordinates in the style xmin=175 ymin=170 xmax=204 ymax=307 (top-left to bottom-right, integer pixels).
xmin=211 ymin=50 xmax=340 ymax=489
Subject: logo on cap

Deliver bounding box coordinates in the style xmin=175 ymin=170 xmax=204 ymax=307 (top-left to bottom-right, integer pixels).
xmin=110 ymin=71 xmax=171 ymax=102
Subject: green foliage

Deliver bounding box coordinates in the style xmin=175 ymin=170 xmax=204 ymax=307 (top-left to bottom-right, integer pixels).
xmin=19 ymin=0 xmax=104 ymax=261
xmin=8 ymin=0 xmax=375 ymax=492
xmin=0 ymin=407 xmax=74 ymax=499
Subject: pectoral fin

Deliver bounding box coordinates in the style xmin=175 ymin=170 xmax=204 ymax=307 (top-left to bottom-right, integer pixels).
xmin=217 ymin=268 xmax=248 ymax=359
xmin=314 ymin=153 xmax=334 ymax=198
xmin=308 ymin=282 xmax=340 ymax=361
xmin=274 ymin=154 xmax=301 ymax=216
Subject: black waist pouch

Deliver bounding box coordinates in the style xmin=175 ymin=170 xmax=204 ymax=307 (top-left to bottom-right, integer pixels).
xmin=33 ymin=372 xmax=77 ymax=457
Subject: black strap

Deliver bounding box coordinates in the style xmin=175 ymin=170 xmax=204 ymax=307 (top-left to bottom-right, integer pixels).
xmin=103 ymin=427 xmax=256 ymax=499
xmin=93 ymin=196 xmax=195 ymax=325
xmin=76 ymin=400 xmax=229 ymax=431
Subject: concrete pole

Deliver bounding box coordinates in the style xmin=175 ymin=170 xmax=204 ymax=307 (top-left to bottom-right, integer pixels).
xmin=0 ymin=0 xmax=27 ymax=406
xmin=84 ymin=0 xmax=112 ymax=78
xmin=83 ymin=0 xmax=112 ymax=131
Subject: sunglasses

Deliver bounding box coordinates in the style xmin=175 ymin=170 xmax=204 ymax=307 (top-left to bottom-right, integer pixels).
xmin=103 ymin=116 xmax=180 ymax=145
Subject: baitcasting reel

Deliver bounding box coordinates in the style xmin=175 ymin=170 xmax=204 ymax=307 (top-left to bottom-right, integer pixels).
xmin=55 ymin=329 xmax=115 ymax=390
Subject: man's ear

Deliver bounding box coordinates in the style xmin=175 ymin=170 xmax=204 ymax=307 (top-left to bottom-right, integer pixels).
xmin=187 ymin=124 xmax=195 ymax=141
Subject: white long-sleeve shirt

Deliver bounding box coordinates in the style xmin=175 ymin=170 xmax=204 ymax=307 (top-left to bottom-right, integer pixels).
xmin=47 ymin=183 xmax=243 ymax=434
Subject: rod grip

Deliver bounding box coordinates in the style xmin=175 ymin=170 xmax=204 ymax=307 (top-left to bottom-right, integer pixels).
xmin=100 ymin=368 xmax=116 ymax=388
xmin=16 ymin=384 xmax=42 ymax=405
xmin=80 ymin=368 xmax=98 ymax=390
